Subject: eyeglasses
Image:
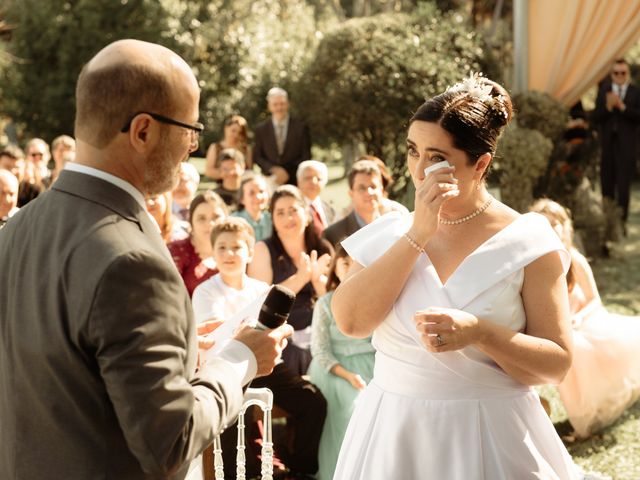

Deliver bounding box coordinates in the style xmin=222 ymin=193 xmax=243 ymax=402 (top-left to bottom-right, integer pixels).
xmin=612 ymin=70 xmax=628 ymax=76
xmin=120 ymin=111 xmax=204 ymax=149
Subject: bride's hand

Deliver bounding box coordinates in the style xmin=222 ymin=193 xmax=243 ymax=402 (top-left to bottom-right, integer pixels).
xmin=413 ymin=307 xmax=479 ymax=352
xmin=408 ymin=165 xmax=458 ymax=245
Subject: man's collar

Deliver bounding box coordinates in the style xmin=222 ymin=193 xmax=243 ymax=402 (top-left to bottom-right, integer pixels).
xmin=272 ymin=115 xmax=290 ymax=126
xmin=64 ymin=162 xmax=146 ymax=211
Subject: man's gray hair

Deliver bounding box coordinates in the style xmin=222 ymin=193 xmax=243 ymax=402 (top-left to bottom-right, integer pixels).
xmin=296 ymin=160 xmax=328 ymax=186
xmin=180 ymin=161 xmax=200 ymax=185
xmin=266 ymin=87 xmax=288 ymax=100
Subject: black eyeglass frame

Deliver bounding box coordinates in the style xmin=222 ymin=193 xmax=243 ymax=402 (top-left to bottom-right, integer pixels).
xmin=120 ymin=111 xmax=204 ymax=134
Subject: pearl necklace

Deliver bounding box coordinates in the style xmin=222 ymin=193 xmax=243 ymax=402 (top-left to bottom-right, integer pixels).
xmin=439 ymin=196 xmax=493 ymax=225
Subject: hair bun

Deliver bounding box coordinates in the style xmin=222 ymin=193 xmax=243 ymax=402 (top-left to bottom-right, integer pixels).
xmin=489 ymin=86 xmax=513 ymax=127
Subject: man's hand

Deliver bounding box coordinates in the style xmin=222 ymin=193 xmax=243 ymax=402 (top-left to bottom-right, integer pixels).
xmin=197 ymin=318 xmax=225 ymax=350
xmin=606 ymin=91 xmax=619 ymax=111
xmin=234 ymin=323 xmax=293 ymax=377
xmin=270 ymin=166 xmax=289 ymax=185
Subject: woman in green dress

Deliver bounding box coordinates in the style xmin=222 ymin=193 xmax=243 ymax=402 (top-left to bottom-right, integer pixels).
xmin=308 ymin=245 xmax=376 ymax=480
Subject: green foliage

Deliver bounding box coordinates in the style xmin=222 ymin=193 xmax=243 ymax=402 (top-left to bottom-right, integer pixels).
xmin=163 ymin=0 xmax=325 ymax=148
xmin=494 ymin=124 xmax=552 ymax=212
xmin=3 ymin=0 xmax=176 ymax=142
xmin=512 ymin=90 xmax=568 ymax=142
xmin=295 ymin=3 xmax=482 ymax=194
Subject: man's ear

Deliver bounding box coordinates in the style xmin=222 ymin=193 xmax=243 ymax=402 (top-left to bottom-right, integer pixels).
xmin=127 ymin=114 xmax=157 ymax=154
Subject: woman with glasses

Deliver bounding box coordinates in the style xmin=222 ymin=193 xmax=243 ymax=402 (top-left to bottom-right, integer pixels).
xmin=205 ymin=114 xmax=253 ymax=180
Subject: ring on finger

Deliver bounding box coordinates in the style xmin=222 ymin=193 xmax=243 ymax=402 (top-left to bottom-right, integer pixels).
xmin=435 ymin=333 xmax=445 ymax=346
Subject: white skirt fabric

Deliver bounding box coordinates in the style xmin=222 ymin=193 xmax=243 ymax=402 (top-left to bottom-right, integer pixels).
xmin=334 ymin=352 xmax=578 ymax=480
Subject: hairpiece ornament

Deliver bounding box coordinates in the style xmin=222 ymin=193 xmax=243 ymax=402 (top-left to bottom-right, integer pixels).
xmin=448 ymin=72 xmax=508 ymax=119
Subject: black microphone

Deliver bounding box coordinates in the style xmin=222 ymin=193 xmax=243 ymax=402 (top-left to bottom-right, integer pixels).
xmin=255 ymin=285 xmax=296 ymax=330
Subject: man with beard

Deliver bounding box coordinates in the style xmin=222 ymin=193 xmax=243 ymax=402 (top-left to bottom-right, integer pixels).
xmin=0 ymin=39 xmax=291 ymax=480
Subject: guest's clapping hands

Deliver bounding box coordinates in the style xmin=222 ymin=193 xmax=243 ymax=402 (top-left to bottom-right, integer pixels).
xmin=310 ymin=250 xmax=331 ymax=283
xmin=295 ymin=250 xmax=331 ymax=284
xmin=413 ymin=307 xmax=480 ymax=352
xmin=409 ymin=164 xmax=458 ymax=243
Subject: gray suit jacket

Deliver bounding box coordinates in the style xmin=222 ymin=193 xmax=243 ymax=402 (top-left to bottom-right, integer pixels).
xmin=0 ymin=170 xmax=244 ymax=479
xmin=322 ymin=211 xmax=361 ymax=249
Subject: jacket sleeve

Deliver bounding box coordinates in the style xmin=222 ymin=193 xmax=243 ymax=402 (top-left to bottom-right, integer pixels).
xmin=621 ymin=87 xmax=640 ymax=122
xmin=253 ymin=126 xmax=276 ymax=174
xmin=301 ymin=122 xmax=312 ymax=162
xmin=591 ymin=85 xmax=611 ymax=125
xmin=88 ymin=251 xmax=244 ymax=476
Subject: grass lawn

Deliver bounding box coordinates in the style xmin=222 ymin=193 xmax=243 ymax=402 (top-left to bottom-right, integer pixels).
xmin=191 ymin=157 xmax=640 ymax=478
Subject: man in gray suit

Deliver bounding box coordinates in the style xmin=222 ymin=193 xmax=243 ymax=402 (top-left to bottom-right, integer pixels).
xmin=0 ymin=39 xmax=291 ymax=479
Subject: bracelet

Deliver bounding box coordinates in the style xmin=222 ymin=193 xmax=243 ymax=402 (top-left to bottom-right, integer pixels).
xmin=403 ymin=232 xmax=425 ymax=255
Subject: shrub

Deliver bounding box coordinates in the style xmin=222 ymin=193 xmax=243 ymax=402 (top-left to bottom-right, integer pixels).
xmin=295 ymin=3 xmax=483 ymax=196
xmin=494 ymin=124 xmax=552 ymax=213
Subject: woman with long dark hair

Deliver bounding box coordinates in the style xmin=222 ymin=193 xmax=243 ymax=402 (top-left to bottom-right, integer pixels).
xmin=249 ymin=184 xmax=333 ymax=375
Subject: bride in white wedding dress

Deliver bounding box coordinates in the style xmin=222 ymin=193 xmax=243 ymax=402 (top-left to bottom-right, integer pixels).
xmin=331 ymin=74 xmax=579 ymax=479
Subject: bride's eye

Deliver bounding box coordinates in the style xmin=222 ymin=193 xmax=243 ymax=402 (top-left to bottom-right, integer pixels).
xmin=406 ymin=145 xmax=418 ymax=158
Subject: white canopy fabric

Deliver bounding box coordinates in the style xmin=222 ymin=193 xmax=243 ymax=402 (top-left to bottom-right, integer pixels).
xmin=526 ymin=0 xmax=640 ymax=106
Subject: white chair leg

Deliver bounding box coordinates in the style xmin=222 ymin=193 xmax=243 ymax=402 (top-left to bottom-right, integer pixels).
xmin=212 ymin=435 xmax=224 ymax=480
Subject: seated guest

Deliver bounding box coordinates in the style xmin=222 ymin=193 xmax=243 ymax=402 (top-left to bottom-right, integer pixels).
xmin=205 ymin=114 xmax=253 ymax=180
xmin=213 ymin=147 xmax=245 ymax=211
xmin=308 ymin=245 xmax=375 ymax=480
xmin=168 ymin=190 xmax=227 ymax=296
xmin=323 ymin=159 xmax=384 ymax=248
xmin=0 ymin=145 xmax=44 ymax=207
xmin=0 ymin=170 xmax=20 ymax=227
xmin=50 ymin=135 xmax=76 ymax=182
xmin=192 ymin=217 xmax=327 ymax=480
xmin=249 ymin=184 xmax=333 ymax=375
xmin=24 ymin=138 xmax=52 ymax=187
xmin=357 ymin=155 xmax=409 ymax=215
xmin=531 ymin=199 xmax=640 ymax=438
xmin=145 ymin=192 xmax=189 ymax=243
xmin=192 ymin=217 xmax=269 ymax=323
xmin=231 ymin=172 xmax=273 ymax=241
xmin=297 ymin=159 xmax=336 ymax=235
xmin=172 ymin=161 xmax=200 ymax=221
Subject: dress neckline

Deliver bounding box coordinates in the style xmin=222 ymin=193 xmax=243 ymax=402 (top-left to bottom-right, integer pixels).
xmin=424 ymin=213 xmax=528 ymax=288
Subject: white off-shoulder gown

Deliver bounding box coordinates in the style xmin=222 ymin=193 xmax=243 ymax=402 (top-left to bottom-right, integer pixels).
xmin=334 ymin=212 xmax=579 ymax=480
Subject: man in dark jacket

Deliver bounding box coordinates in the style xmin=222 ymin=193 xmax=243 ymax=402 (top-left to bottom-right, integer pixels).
xmin=592 ymin=59 xmax=640 ymax=233
xmin=253 ymin=87 xmax=311 ymax=186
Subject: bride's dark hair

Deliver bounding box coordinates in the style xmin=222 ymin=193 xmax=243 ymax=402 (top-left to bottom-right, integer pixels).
xmin=411 ymin=75 xmax=513 ymax=166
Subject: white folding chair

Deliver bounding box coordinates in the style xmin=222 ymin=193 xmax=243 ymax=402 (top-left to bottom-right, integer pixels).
xmin=211 ymin=387 xmax=275 ymax=480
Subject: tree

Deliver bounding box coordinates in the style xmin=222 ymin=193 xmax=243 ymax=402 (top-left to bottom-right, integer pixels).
xmin=295 ymin=3 xmax=483 ymax=195
xmin=3 ymin=0 xmax=174 ymax=142
xmin=163 ymin=0 xmax=326 ymax=149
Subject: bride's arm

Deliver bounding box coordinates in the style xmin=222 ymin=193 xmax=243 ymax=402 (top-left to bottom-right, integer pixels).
xmin=332 ymin=237 xmax=422 ymax=338
xmin=476 ymin=251 xmax=573 ymax=385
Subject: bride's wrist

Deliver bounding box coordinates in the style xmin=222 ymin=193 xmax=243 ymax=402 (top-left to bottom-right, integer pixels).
xmin=405 ymin=227 xmax=430 ymax=251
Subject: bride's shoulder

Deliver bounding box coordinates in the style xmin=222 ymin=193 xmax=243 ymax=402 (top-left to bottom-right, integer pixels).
xmin=489 ymin=201 xmax=552 ymax=232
